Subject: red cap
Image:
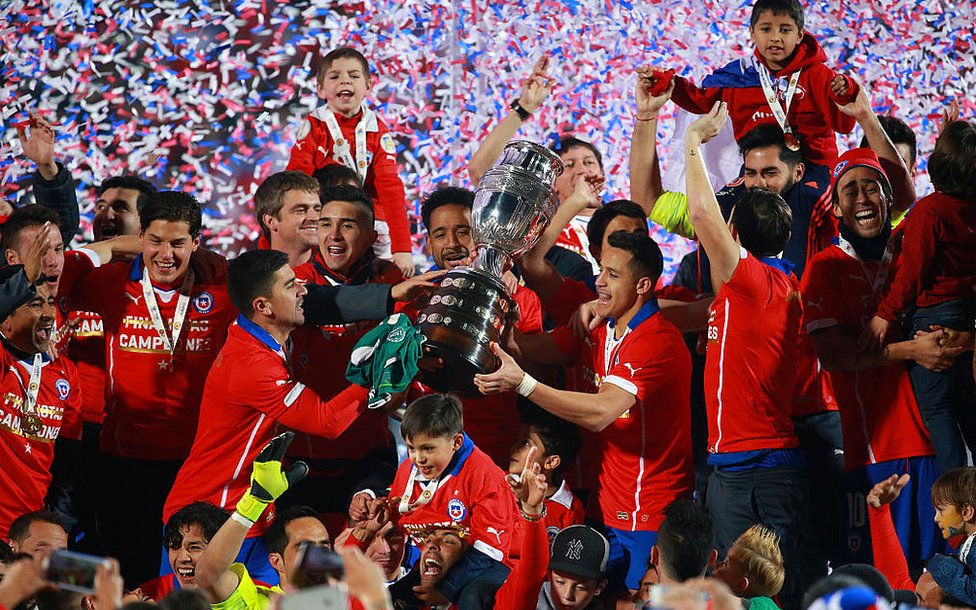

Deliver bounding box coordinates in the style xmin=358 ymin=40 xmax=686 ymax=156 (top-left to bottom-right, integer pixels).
xmin=829 ymin=148 xmax=891 ymax=202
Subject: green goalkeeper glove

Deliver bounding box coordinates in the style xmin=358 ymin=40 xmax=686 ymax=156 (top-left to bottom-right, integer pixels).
xmin=235 ymin=431 xmax=309 ymax=524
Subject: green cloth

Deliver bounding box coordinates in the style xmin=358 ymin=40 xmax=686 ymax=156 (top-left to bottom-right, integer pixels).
xmin=748 ymin=596 xmax=781 ymax=610
xmin=346 ymin=313 xmax=425 ymax=409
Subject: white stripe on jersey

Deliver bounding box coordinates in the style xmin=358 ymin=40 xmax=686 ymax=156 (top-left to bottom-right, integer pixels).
xmin=283 ymin=383 xmax=306 ymax=408
xmin=473 ymin=539 xmax=504 ymax=562
xmin=715 ymin=299 xmax=730 ymax=452
xmin=853 ymin=371 xmax=877 ymax=464
xmin=632 ymin=401 xmax=645 ymax=532
xmin=219 ymin=413 xmax=267 ymax=508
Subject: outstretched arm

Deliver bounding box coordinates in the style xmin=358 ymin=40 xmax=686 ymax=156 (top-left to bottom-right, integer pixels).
xmin=684 ymin=102 xmax=740 ymax=287
xmin=630 ymin=67 xmax=674 ymax=216
xmin=18 ymin=112 xmax=80 ymax=245
xmin=469 ymin=55 xmax=551 ymax=186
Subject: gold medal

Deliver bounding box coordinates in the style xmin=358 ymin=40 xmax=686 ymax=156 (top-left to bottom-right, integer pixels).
xmin=784 ymin=130 xmax=801 ymax=152
xmin=22 ymin=412 xmax=42 ymax=436
xmin=336 ymin=138 xmax=345 ymax=146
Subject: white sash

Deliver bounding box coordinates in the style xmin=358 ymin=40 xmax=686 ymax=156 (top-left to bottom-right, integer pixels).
xmin=757 ymin=61 xmax=802 ymax=150
xmin=141 ymin=266 xmax=194 ymax=356
xmin=321 ymin=106 xmax=375 ymax=183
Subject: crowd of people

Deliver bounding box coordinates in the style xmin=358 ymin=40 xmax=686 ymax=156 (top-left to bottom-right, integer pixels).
xmin=1 ymin=1 xmax=975 ymax=610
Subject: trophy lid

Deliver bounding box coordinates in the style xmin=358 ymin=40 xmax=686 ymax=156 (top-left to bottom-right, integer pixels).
xmin=495 ymin=140 xmax=564 ymax=186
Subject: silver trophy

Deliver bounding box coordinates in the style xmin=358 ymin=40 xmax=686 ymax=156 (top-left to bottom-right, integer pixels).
xmin=417 ymin=141 xmax=563 ymax=395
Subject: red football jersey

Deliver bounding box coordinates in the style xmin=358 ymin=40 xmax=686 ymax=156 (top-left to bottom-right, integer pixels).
xmin=556 ymin=217 xmax=600 ymax=275
xmin=57 ymin=309 xmax=107 ymax=426
xmin=59 ymin=250 xmax=236 ymax=460
xmin=390 ymin=435 xmax=518 ymax=565
xmin=285 ymin=107 xmax=411 ymax=254
xmin=705 ymin=251 xmax=801 ymax=455
xmin=550 ymin=300 xmax=694 ymax=532
xmin=163 ymin=318 xmax=370 ymax=532
xmin=801 ymin=244 xmax=934 ymax=470
xmin=287 ymin=254 xmax=401 ymax=462
xmin=544 ymin=480 xmax=585 ymax=538
xmin=0 ymin=347 xmax=82 ymax=537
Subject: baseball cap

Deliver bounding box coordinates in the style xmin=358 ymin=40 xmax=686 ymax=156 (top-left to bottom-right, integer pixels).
xmin=829 ymin=148 xmax=891 ymax=203
xmin=548 ymin=525 xmax=610 ymax=580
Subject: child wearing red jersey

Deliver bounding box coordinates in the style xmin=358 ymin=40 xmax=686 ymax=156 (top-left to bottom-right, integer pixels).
xmin=476 ymin=230 xmax=694 ymax=600
xmin=862 ymin=120 xmax=976 ymax=474
xmin=286 ymin=47 xmax=413 ymax=278
xmin=506 ymin=406 xmax=585 ymax=541
xmin=684 ymin=103 xmax=807 ymax=608
xmin=388 ymin=394 xmax=518 ymax=609
xmin=660 ymin=0 xmax=855 ymax=168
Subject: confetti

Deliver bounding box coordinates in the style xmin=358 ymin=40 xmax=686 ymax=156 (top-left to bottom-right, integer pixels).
xmin=0 ymin=0 xmax=973 ymax=283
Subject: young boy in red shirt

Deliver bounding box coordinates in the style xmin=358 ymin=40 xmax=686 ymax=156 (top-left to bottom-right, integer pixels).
xmin=286 ymin=47 xmax=413 ymax=278
xmin=388 ymin=394 xmax=518 ymax=608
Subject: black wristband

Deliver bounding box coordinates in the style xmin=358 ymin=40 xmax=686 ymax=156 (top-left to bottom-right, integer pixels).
xmin=509 ymin=100 xmax=531 ymax=121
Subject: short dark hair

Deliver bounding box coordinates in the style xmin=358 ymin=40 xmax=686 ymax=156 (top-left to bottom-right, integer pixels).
xmin=1 ymin=205 xmax=61 ymax=254
xmin=738 ymin=125 xmax=802 ymax=168
xmin=266 ymin=505 xmax=325 ymax=556
xmin=317 ymin=47 xmax=370 ymax=85
xmin=518 ymin=404 xmax=581 ymax=479
xmin=551 ymin=137 xmax=604 ymax=170
xmin=587 ymin=200 xmax=648 ymax=252
xmin=731 ymin=188 xmax=792 ymax=257
xmin=860 ymin=116 xmax=917 ymax=167
xmin=320 ymin=185 xmax=375 ymax=225
xmin=421 ymin=186 xmax=475 ymax=232
xmin=8 ymin=510 xmax=64 ymax=545
xmin=606 ymin=230 xmax=664 ymax=285
xmin=312 ymin=164 xmax=361 ymax=190
xmin=159 ymin=589 xmax=211 ymax=610
xmin=163 ymin=502 xmax=229 ymax=550
xmin=97 ymin=175 xmax=157 ymax=213
xmin=254 ymin=171 xmax=321 ymax=239
xmin=931 ymin=467 xmax=976 ymax=512
xmin=140 ymin=191 xmax=203 ymax=238
xmin=400 ymin=393 xmax=464 ymax=441
xmin=750 ymin=0 xmax=804 ymax=31
xmin=228 ymin=249 xmax=290 ymax=317
xmin=655 ymin=499 xmax=714 ymax=582
xmin=928 ymin=120 xmax=976 ymax=201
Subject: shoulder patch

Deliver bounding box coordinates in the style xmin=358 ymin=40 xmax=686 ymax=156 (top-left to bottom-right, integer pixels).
xmin=296 ymin=119 xmax=311 ymax=142
xmin=380 ymin=132 xmax=396 ymax=155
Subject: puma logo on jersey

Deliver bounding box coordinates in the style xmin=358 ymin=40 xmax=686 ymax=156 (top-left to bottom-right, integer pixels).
xmin=486 ymin=527 xmax=505 ymax=545
xmin=622 ymin=363 xmax=642 ymax=377
xmin=125 ymin=293 xmax=143 ymax=305
xmin=806 ymin=298 xmax=824 ymax=311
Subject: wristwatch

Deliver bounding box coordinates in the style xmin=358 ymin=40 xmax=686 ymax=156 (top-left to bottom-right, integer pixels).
xmin=509 ymin=100 xmax=531 ymax=121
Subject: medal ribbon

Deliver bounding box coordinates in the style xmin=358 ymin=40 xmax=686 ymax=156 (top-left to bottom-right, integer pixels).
xmin=397 ymin=466 xmax=442 ymax=514
xmin=836 ymin=235 xmax=896 ymax=296
xmin=757 ymin=62 xmax=802 ymax=142
xmin=141 ymin=266 xmax=195 ymax=355
xmin=321 ymin=106 xmax=375 ymax=183
xmin=10 ymin=354 xmax=44 ymax=433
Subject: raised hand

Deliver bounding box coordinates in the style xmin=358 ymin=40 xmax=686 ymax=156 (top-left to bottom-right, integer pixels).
xmin=390 ymin=268 xmax=447 ymax=302
xmin=17 ymin=111 xmax=58 ymax=179
xmin=506 ymin=446 xmax=548 ymax=514
xmin=936 ymin=98 xmax=960 ymax=135
xmin=867 ymin=473 xmax=910 ymax=508
xmin=635 ymin=66 xmax=675 ymax=119
xmin=834 ymin=80 xmax=872 ymax=120
xmin=686 ymin=101 xmax=729 ymax=145
xmin=473 ymin=342 xmax=527 ymax=395
xmin=519 ymin=55 xmax=552 ymax=113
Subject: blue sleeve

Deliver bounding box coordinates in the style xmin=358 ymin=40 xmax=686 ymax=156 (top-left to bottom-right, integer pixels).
xmin=32 ymin=162 xmax=80 ymax=247
xmin=434 ymin=546 xmax=510 ymax=603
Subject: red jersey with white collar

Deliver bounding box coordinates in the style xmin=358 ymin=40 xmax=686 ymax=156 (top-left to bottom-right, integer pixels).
xmin=288 ymin=253 xmax=401 ymax=462
xmin=163 ymin=317 xmax=370 ymax=532
xmin=390 ymin=434 xmax=518 ymax=565
xmin=550 ymin=300 xmax=694 ymax=532
xmin=705 ymin=251 xmax=801 ymax=455
xmin=286 ymin=106 xmax=411 ymax=254
xmin=58 ymin=249 xmax=236 ymax=460
xmin=0 ymin=345 xmax=82 ymax=538
xmin=801 ymin=243 xmax=934 ymax=470
xmin=556 ymin=216 xmax=599 ymax=275
xmin=544 ymin=480 xmax=585 ymax=540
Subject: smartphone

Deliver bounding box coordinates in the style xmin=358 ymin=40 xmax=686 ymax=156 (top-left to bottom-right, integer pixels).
xmin=279 ymin=584 xmax=348 ymax=610
xmin=44 ymin=550 xmax=110 ymax=594
xmin=293 ymin=542 xmax=344 ymax=589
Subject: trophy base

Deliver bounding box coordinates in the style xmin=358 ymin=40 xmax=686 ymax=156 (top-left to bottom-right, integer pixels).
xmin=416 ymin=267 xmax=514 ymax=397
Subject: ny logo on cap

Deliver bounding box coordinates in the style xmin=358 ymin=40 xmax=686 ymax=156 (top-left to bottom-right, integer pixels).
xmin=566 ymin=538 xmax=584 ymax=560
